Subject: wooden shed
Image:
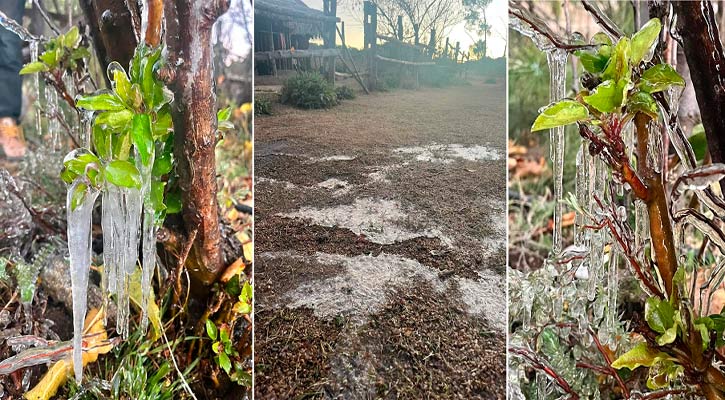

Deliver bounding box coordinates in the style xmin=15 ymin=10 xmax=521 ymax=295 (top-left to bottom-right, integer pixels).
xmin=254 ymin=0 xmax=339 ymax=82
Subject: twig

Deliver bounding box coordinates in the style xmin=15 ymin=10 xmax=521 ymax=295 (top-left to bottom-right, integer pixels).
xmin=32 ymin=0 xmax=61 ymax=36
xmin=588 ymin=327 xmax=630 ymax=398
xmin=509 ymin=3 xmax=596 ymax=52
xmin=580 ymin=0 xmax=624 ymax=39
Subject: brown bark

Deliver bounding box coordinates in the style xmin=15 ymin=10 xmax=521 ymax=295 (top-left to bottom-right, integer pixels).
xmin=635 ymin=113 xmax=677 ymax=299
xmin=164 ymin=0 xmax=230 ymax=286
xmin=672 ymin=1 xmax=725 ymax=164
xmin=144 ymin=0 xmax=164 ymax=46
xmin=78 ymin=0 xmax=138 ymax=72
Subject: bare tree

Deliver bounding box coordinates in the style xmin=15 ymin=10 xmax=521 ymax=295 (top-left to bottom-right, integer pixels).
xmin=370 ymin=0 xmax=464 ymax=45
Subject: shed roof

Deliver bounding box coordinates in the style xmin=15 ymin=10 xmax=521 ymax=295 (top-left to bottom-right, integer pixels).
xmin=255 ymin=0 xmax=338 ymax=23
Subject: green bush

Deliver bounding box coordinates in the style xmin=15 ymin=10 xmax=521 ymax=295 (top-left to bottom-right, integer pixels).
xmin=281 ymin=72 xmax=338 ymax=109
xmin=335 ymin=85 xmax=356 ymax=100
xmin=255 ymin=97 xmax=272 ymax=115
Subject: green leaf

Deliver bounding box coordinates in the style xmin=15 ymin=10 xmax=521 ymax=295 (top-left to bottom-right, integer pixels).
xmin=531 ymin=100 xmax=589 ymax=132
xmin=218 ymin=352 xmax=232 ymax=374
xmin=630 ymin=18 xmax=661 ymax=64
xmin=60 ymin=168 xmax=77 ymax=184
xmin=71 ymin=46 xmax=91 ymax=60
xmin=576 ymin=51 xmax=609 ymax=73
xmin=537 ymin=327 xmax=560 ymax=358
xmin=639 ymin=64 xmax=685 ymax=93
xmin=656 ymin=325 xmax=677 ymax=346
xmin=141 ymin=48 xmax=163 ymax=109
xmin=611 ymin=342 xmax=668 ymax=370
xmin=689 ymin=124 xmax=707 ymax=162
xmin=217 ymin=106 xmax=232 ymax=122
xmin=165 ymin=190 xmax=182 ymax=214
xmin=645 ymin=297 xmax=675 ymax=334
xmin=70 ymin=182 xmax=89 ymax=211
xmin=92 ymin=124 xmax=112 ymax=160
xmin=76 ymin=92 xmax=127 ymax=111
xmin=591 ymin=32 xmax=612 ymax=46
xmin=132 ymin=113 xmax=154 ymax=166
xmin=152 ymin=112 xmax=173 ymax=140
xmin=150 ymin=181 xmax=166 ymax=211
xmin=19 ymin=61 xmax=48 ymax=75
xmin=95 ymin=109 xmax=133 ymax=132
xmin=583 ymin=80 xmax=628 ymax=113
xmin=108 ymin=62 xmax=132 ymax=106
xmin=602 ymin=37 xmax=631 ymax=82
xmin=39 ymin=48 xmax=59 ymax=68
xmin=104 ymin=160 xmax=142 ymax=189
xmin=206 ymin=319 xmax=218 ymax=341
xmin=233 ymin=301 xmax=251 ymax=314
xmin=152 ymin=152 xmax=173 ymax=176
xmin=62 ymin=26 xmax=81 ymax=48
xmin=241 ymin=281 xmax=253 ymax=303
xmin=220 ymin=325 xmax=231 ymax=344
xmin=112 ymin=131 xmax=132 ymax=160
xmin=628 ymin=91 xmax=658 ymax=118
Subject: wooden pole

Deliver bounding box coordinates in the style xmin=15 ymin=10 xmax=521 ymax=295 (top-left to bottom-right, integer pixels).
xmin=413 ymin=23 xmax=419 ymax=45
xmin=444 ymin=37 xmax=449 ymax=59
xmin=364 ymin=1 xmax=377 ymax=90
xmin=337 ymin=24 xmax=369 ymax=94
xmin=323 ymin=0 xmax=337 ymax=84
xmin=397 ymin=15 xmax=403 ymax=40
xmin=428 ymin=28 xmax=436 ymax=57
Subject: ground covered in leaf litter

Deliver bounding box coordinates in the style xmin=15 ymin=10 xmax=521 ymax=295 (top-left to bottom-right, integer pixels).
xmin=254 ymin=80 xmax=507 ymax=399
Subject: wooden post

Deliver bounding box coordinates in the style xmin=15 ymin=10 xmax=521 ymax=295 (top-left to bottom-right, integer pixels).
xmin=364 ymin=1 xmax=377 ymax=91
xmin=270 ymin=22 xmax=277 ymax=76
xmin=397 ymin=15 xmax=403 ymax=40
xmin=454 ymin=41 xmax=460 ymax=63
xmin=341 ymin=21 xmax=346 ymax=45
xmin=413 ymin=23 xmax=420 ymax=45
xmin=428 ymin=29 xmax=436 ymax=57
xmin=444 ymin=37 xmax=449 ymax=59
xmin=323 ymin=0 xmax=337 ymax=84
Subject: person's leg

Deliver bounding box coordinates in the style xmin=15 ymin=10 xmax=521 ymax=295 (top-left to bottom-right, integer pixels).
xmin=0 ymin=0 xmax=26 ymax=159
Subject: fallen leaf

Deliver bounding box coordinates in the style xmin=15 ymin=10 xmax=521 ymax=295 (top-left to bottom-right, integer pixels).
xmin=220 ymin=257 xmax=245 ymax=283
xmin=128 ymin=267 xmax=162 ymax=341
xmin=25 ymin=308 xmax=112 ymax=400
xmin=235 ymin=231 xmax=253 ymax=262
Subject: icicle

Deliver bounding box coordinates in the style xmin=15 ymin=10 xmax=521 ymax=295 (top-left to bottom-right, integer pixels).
xmin=29 ymin=41 xmax=42 ymax=138
xmin=137 ymin=152 xmax=156 ymax=334
xmin=574 ymin=144 xmax=589 ymax=243
xmin=45 ymin=86 xmax=60 ymax=151
xmin=547 ymin=49 xmax=568 ymax=256
xmin=66 ymin=180 xmax=100 ymax=383
xmin=81 ymin=111 xmax=94 ymax=149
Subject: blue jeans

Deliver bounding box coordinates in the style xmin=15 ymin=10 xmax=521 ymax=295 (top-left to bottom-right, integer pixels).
xmin=0 ymin=0 xmax=25 ymax=120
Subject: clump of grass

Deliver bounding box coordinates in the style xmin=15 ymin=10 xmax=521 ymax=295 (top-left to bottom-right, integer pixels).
xmin=335 ymin=85 xmax=356 ymax=100
xmin=281 ymin=72 xmax=338 ymax=109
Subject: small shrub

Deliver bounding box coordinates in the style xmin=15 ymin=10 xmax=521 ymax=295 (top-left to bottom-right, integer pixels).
xmin=335 ymin=86 xmax=356 ymax=100
xmin=254 ymin=97 xmax=272 ymax=115
xmin=281 ymin=72 xmax=338 ymax=109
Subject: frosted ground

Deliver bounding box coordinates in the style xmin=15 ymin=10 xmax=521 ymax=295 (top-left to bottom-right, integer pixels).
xmin=254 ymin=80 xmax=507 ymax=399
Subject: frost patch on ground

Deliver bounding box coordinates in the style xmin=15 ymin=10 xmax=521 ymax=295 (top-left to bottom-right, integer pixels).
xmin=306 ymin=155 xmax=357 ymax=163
xmin=278 ymin=198 xmax=451 ymax=245
xmin=256 ymin=176 xmax=298 ymax=190
xmin=316 ymin=178 xmax=351 ymax=196
xmin=394 ymin=143 xmax=502 ymax=163
xmin=365 ymin=163 xmax=408 ymax=184
xmin=455 ymin=271 xmax=506 ymax=330
xmin=278 ymin=251 xmax=505 ymax=330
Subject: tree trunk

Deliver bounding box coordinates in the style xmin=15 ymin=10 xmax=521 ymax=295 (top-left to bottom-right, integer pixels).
xmin=79 ymin=0 xmax=234 ymax=289
xmin=78 ymin=0 xmax=138 ymax=73
xmin=673 ymin=1 xmax=725 ymax=164
xmin=164 ymin=0 xmax=229 ymax=286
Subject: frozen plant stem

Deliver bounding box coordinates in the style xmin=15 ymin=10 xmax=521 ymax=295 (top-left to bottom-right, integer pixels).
xmin=634 ymin=113 xmax=677 ymax=300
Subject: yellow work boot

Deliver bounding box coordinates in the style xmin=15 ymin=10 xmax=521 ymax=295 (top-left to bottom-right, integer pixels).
xmin=0 ymin=117 xmax=26 ymax=160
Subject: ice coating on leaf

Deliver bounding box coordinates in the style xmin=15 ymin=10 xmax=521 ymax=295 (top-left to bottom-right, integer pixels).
xmin=674 ymin=163 xmax=725 ymax=194
xmin=547 ymin=49 xmax=568 ymax=256
xmin=137 ymin=157 xmax=156 ymax=334
xmin=66 ymin=180 xmax=99 ymax=383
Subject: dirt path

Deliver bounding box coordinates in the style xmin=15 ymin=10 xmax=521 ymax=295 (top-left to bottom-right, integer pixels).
xmin=254 ymin=80 xmax=507 ymax=399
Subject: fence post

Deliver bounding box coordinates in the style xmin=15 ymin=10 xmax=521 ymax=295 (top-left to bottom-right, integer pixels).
xmin=363 ymin=1 xmax=377 ymax=91
xmin=444 ymin=37 xmax=449 ymax=59
xmin=428 ymin=28 xmax=436 ymax=57
xmin=413 ymin=23 xmax=420 ymax=45
xmin=323 ymin=0 xmax=337 ymax=84
xmin=454 ymin=41 xmax=460 ymax=63
xmin=397 ymin=15 xmax=403 ymax=40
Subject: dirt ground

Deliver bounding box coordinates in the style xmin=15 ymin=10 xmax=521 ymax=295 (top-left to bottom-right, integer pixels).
xmin=254 ymin=79 xmax=507 ymax=399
